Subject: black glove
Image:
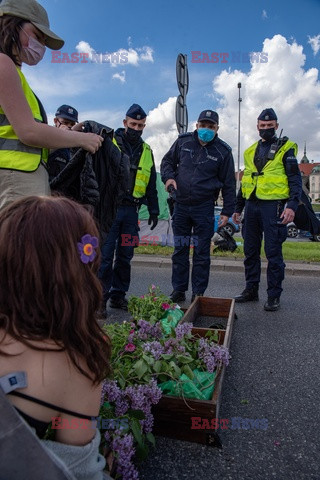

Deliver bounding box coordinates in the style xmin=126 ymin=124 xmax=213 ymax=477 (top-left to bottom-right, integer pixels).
xmin=148 ymin=214 xmax=158 ymax=230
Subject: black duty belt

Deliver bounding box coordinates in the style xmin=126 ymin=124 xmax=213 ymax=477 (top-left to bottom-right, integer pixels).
xmin=120 ymin=199 xmax=140 ymax=207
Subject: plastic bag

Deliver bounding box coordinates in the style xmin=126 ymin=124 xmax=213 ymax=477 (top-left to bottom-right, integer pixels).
xmin=160 ymin=308 xmax=184 ymax=335
xmin=158 ymin=369 xmax=216 ymax=400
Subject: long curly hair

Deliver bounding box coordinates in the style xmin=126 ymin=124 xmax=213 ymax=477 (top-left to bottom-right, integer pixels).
xmin=0 ymin=196 xmax=111 ymax=384
xmin=0 ymin=15 xmax=24 ymax=65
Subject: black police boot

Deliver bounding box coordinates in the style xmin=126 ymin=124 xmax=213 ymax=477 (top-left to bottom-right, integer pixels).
xmin=191 ymin=293 xmax=203 ymax=303
xmin=234 ymin=286 xmax=259 ymax=303
xmin=109 ymin=297 xmax=128 ymax=311
xmin=170 ymin=290 xmax=186 ymax=303
xmin=264 ymin=297 xmax=280 ymax=312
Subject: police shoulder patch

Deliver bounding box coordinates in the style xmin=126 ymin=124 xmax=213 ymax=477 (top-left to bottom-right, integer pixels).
xmin=178 ymin=132 xmax=192 ymax=138
xmin=217 ymin=138 xmax=232 ymax=151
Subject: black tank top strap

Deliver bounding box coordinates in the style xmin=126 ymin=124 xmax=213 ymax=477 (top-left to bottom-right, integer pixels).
xmin=9 ymin=391 xmax=95 ymax=420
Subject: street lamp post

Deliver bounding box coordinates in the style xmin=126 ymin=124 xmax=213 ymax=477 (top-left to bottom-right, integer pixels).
xmin=237 ymin=82 xmax=242 ymax=192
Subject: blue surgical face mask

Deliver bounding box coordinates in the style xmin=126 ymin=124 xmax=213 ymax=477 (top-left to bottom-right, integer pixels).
xmin=197 ymin=128 xmax=215 ymax=143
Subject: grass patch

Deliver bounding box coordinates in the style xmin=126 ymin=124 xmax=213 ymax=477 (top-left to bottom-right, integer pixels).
xmin=135 ymin=239 xmax=320 ymax=262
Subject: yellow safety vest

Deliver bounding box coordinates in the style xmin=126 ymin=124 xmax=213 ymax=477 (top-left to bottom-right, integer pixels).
xmin=241 ymin=140 xmax=298 ymax=200
xmin=0 ymin=67 xmax=48 ymax=171
xmin=113 ymin=138 xmax=153 ymax=198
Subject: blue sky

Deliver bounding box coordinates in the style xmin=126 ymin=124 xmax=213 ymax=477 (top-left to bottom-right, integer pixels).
xmin=25 ymin=0 xmax=320 ymax=168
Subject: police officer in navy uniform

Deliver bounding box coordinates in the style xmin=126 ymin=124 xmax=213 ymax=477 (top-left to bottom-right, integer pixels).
xmin=47 ymin=104 xmax=79 ymax=181
xmin=99 ymin=104 xmax=159 ymax=312
xmin=232 ymin=108 xmax=302 ymax=311
xmin=161 ymin=110 xmax=236 ymax=303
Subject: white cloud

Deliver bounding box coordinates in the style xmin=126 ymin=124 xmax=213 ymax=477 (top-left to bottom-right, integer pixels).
xmin=144 ymin=97 xmax=178 ymax=170
xmin=138 ymin=46 xmax=154 ymax=63
xmin=262 ymin=9 xmax=268 ymax=19
xmin=75 ymin=40 xmax=95 ymax=59
xmin=308 ymin=34 xmax=320 ymax=56
xmin=211 ymin=34 xmax=320 ymax=168
xmin=75 ymin=41 xmax=154 ymax=66
xmin=112 ymin=70 xmax=126 ymax=83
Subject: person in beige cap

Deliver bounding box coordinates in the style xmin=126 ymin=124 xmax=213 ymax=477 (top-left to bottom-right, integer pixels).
xmin=0 ymin=0 xmax=103 ymax=209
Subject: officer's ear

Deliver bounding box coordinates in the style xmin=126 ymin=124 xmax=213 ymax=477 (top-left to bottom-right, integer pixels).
xmin=275 ymin=122 xmax=279 ymax=131
xmin=123 ymin=118 xmax=127 ymax=128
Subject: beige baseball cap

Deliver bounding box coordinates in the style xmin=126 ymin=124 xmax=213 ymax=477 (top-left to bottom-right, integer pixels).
xmin=0 ymin=0 xmax=64 ymax=50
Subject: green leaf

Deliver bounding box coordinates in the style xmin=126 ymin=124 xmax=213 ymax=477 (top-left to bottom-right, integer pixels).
xmin=158 ymin=373 xmax=169 ymax=382
xmin=130 ymin=418 xmax=144 ymax=448
xmin=142 ymin=354 xmax=155 ymax=366
xmin=146 ymin=432 xmax=156 ymax=447
xmin=153 ymin=360 xmax=162 ymax=373
xmin=176 ymin=354 xmax=194 ymax=364
xmin=118 ymin=377 xmax=126 ymax=389
xmin=134 ymin=359 xmax=149 ymax=379
xmin=135 ymin=442 xmax=149 ymax=461
xmin=161 ymin=354 xmax=174 ymax=361
xmin=169 ymin=361 xmax=181 ymax=378
xmin=182 ymin=365 xmax=194 ymax=379
xmin=127 ymin=409 xmax=145 ymax=420
xmin=241 ymin=399 xmax=249 ymax=405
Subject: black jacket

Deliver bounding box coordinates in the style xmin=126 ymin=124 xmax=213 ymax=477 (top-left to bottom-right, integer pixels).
xmin=161 ymin=131 xmax=236 ymax=217
xmin=50 ymin=121 xmax=129 ymax=235
xmin=114 ymin=128 xmax=159 ymax=216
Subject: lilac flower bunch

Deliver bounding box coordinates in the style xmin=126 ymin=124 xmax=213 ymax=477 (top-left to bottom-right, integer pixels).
xmin=100 ymin=378 xmax=162 ymax=479
xmin=198 ymin=337 xmax=230 ymax=373
xmin=100 ymin=287 xmax=230 ymax=479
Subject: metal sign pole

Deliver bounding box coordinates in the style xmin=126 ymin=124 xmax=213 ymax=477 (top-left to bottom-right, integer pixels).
xmin=176 ymin=53 xmax=189 ymax=134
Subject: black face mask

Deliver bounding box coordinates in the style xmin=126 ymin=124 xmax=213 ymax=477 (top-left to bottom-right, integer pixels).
xmin=125 ymin=127 xmax=143 ymax=143
xmin=259 ymin=127 xmax=276 ymax=141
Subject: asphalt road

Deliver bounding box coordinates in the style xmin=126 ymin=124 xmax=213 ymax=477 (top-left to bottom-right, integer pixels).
xmin=104 ymin=262 xmax=320 ymax=480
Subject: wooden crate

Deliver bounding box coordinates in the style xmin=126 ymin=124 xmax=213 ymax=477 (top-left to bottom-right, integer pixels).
xmin=153 ymin=297 xmax=235 ymax=446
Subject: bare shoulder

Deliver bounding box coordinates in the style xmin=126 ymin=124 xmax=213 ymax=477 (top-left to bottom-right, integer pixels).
xmin=51 ymin=350 xmax=102 ymax=416
xmin=0 ymin=53 xmax=19 ymax=78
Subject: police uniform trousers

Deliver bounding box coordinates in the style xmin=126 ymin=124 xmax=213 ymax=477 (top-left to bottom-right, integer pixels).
xmin=242 ymin=199 xmax=288 ymax=298
xmin=99 ymin=205 xmax=139 ymax=301
xmin=171 ymin=200 xmax=215 ymax=294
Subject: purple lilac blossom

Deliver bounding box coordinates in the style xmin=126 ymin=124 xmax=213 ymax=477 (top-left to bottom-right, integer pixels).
xmin=175 ymin=322 xmax=193 ymax=341
xmin=142 ymin=341 xmax=164 ymax=360
xmin=111 ymin=432 xmax=139 ymax=480
xmin=101 ymin=380 xmax=122 ymax=405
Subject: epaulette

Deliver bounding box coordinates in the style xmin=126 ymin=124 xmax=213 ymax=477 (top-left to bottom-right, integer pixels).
xmin=178 ymin=132 xmax=193 ymax=138
xmin=217 ymin=138 xmax=232 ymax=151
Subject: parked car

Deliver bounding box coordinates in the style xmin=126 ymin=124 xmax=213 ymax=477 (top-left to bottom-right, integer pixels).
xmin=287 ymin=211 xmax=320 ymax=242
xmin=214 ymin=206 xmax=240 ymax=236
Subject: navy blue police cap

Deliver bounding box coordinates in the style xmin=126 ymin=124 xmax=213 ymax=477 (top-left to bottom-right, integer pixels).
xmin=126 ymin=103 xmax=147 ymax=120
xmin=55 ymin=104 xmax=78 ymax=123
xmin=257 ymin=108 xmax=277 ymax=122
xmin=197 ymin=110 xmax=219 ymax=124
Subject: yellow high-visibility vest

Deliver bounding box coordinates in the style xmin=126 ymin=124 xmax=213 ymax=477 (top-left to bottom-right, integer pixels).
xmin=113 ymin=138 xmax=153 ymax=198
xmin=241 ymin=140 xmax=297 ymax=200
xmin=0 ymin=67 xmax=48 ymax=171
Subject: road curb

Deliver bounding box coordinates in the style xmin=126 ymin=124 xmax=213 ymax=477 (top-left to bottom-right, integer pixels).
xmin=132 ymin=255 xmax=320 ymax=277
